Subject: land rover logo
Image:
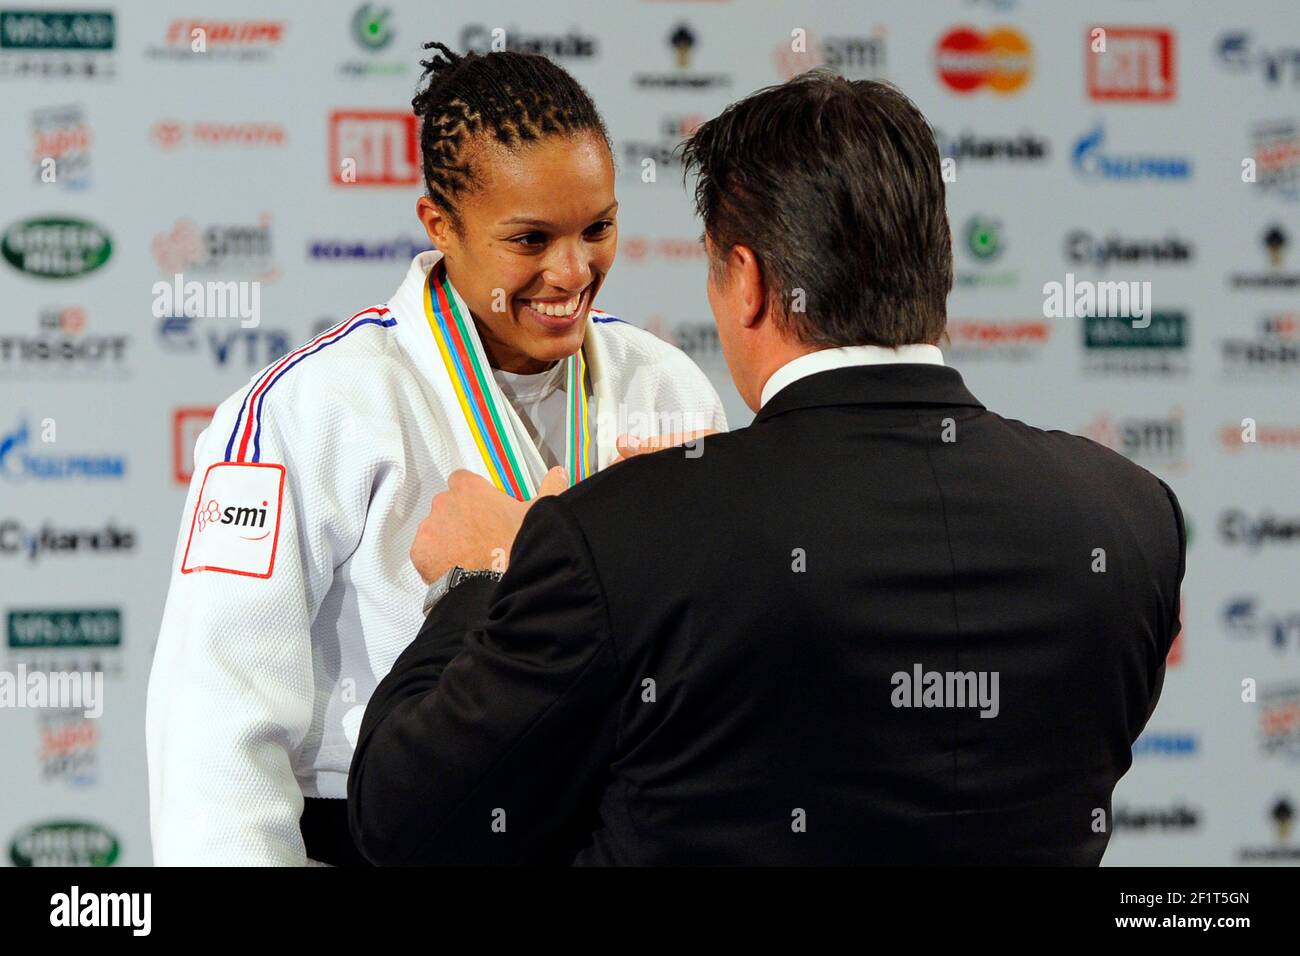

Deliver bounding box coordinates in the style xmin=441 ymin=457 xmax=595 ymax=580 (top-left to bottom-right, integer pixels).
xmin=1 ymin=216 xmax=112 ymax=279
xmin=9 ymin=820 xmax=120 ymax=866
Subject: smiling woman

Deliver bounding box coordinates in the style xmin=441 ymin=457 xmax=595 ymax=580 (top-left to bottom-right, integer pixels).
xmin=146 ymin=40 xmax=726 ymax=868
xmin=411 ymin=42 xmax=618 ymax=374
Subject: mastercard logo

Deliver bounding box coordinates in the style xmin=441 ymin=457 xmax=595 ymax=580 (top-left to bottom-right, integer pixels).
xmin=935 ymin=26 xmax=1033 ymax=94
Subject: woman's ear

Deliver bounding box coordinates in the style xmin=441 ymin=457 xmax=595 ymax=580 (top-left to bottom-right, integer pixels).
xmin=416 ymin=196 xmax=455 ymax=253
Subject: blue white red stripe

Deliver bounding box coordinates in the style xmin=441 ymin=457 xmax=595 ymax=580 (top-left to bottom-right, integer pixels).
xmin=225 ymin=307 xmax=396 ymax=463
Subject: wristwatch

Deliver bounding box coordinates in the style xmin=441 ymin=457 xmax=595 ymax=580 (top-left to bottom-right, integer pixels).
xmin=422 ymin=566 xmax=505 ymax=613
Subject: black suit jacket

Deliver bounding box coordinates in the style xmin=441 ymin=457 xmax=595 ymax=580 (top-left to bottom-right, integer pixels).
xmin=348 ymin=364 xmax=1185 ymax=865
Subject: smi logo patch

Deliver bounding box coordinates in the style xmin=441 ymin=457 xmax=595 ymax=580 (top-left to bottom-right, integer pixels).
xmin=181 ymin=462 xmax=284 ymax=578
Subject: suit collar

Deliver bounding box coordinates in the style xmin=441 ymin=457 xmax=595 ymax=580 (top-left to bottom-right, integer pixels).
xmin=753 ymin=363 xmax=984 ymax=424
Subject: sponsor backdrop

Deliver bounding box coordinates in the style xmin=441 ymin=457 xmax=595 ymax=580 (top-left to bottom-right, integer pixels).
xmin=1 ymin=0 xmax=1297 ymax=866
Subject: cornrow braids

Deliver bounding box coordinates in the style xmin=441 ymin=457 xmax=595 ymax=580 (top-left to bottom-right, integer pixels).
xmin=412 ymin=41 xmax=611 ymax=231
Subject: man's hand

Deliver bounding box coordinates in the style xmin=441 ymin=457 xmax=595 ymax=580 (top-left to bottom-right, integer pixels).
xmin=613 ymin=429 xmax=718 ymax=464
xmin=410 ymin=466 xmax=568 ymax=584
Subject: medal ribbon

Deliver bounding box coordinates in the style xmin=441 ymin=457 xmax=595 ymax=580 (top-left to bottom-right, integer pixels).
xmin=424 ymin=264 xmax=592 ymax=501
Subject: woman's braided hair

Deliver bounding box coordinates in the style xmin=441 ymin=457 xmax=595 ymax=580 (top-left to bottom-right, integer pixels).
xmin=412 ymin=41 xmax=611 ymax=231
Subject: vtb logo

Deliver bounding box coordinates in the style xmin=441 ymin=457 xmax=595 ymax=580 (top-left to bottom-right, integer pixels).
xmin=195 ymin=498 xmax=271 ymax=539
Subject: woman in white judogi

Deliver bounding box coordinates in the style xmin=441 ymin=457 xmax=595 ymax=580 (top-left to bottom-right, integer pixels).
xmin=146 ymin=43 xmax=726 ymax=865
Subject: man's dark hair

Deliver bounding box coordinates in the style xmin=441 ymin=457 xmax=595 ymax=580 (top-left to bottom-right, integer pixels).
xmin=412 ymin=42 xmax=611 ymax=231
xmin=682 ymin=71 xmax=952 ymax=347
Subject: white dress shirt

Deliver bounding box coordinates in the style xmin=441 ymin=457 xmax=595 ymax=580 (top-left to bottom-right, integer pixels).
xmin=760 ymin=343 xmax=946 ymax=408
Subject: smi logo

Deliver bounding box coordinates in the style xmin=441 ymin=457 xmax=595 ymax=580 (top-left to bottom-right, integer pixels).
xmin=194 ymin=497 xmax=271 ymax=539
xmin=182 ymin=462 xmax=284 ymax=578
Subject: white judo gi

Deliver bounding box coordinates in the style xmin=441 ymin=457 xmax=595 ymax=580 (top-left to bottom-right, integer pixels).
xmin=146 ymin=251 xmax=727 ymax=865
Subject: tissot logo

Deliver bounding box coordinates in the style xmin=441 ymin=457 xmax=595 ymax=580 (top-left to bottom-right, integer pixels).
xmin=1221 ymin=313 xmax=1300 ymax=377
xmin=0 ymin=308 xmax=128 ymax=378
xmin=620 ymin=114 xmax=706 ymax=176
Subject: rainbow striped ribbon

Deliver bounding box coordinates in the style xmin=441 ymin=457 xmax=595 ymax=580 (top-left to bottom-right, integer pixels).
xmin=424 ymin=263 xmax=592 ymax=501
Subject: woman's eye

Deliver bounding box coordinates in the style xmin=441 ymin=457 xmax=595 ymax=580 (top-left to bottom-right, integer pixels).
xmin=585 ymin=220 xmax=614 ymax=238
xmin=512 ymin=232 xmax=547 ymax=248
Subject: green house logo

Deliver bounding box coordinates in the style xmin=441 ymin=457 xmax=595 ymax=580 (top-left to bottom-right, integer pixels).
xmin=10 ymin=821 xmax=120 ymax=866
xmin=1 ymin=216 xmax=112 ymax=278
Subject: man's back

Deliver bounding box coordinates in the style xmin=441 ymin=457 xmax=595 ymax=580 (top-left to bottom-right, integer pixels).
xmin=562 ymin=363 xmax=1185 ymax=864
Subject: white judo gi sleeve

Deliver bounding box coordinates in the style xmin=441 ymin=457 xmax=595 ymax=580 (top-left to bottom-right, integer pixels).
xmin=146 ymin=378 xmax=357 ymax=866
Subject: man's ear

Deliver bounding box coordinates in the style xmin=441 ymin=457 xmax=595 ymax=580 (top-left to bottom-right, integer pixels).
xmin=416 ymin=196 xmax=455 ymax=253
xmin=727 ymin=243 xmax=766 ymax=329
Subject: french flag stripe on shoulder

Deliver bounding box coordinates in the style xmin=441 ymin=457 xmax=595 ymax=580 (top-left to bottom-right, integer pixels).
xmin=225 ymin=306 xmax=397 ymax=463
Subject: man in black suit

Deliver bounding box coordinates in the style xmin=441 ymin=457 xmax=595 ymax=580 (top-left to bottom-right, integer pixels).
xmin=347 ymin=73 xmax=1185 ymax=865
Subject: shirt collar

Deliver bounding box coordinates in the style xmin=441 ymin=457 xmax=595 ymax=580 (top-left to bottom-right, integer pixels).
xmin=760 ymin=344 xmax=946 ymax=408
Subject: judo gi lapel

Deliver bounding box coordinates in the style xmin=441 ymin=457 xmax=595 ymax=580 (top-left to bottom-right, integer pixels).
xmin=388 ymin=252 xmax=596 ymax=501
xmin=581 ymin=312 xmax=620 ymax=472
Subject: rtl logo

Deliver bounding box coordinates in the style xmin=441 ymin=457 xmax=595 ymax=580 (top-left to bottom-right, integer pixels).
xmin=1087 ymin=27 xmax=1176 ymax=101
xmin=329 ymin=111 xmax=419 ymax=186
